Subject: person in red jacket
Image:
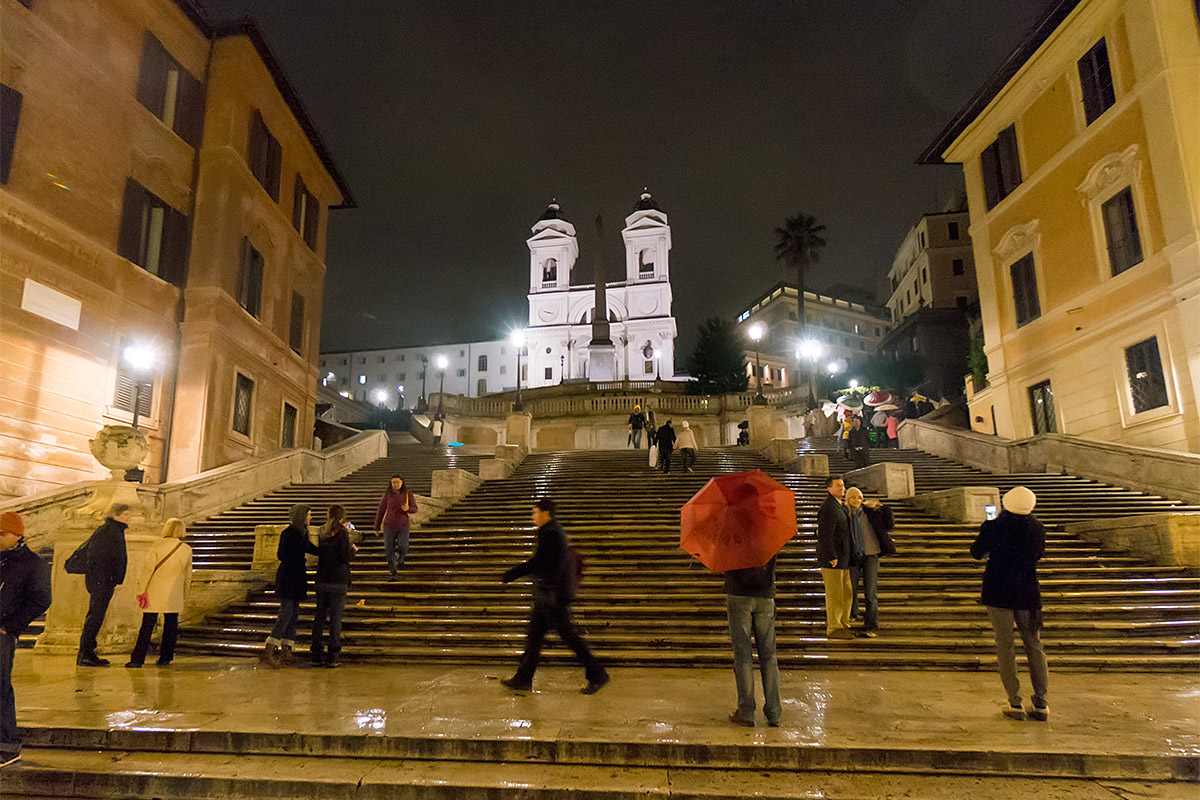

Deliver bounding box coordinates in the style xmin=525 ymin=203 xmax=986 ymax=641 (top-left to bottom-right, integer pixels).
xmin=374 ymin=475 xmax=417 ymax=581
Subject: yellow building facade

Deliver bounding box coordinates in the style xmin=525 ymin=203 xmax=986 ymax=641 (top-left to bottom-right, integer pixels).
xmin=925 ymin=0 xmax=1199 ymax=452
xmin=0 ymin=0 xmax=352 ymax=498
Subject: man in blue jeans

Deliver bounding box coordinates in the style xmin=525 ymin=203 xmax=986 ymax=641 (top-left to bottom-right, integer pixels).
xmin=724 ymin=555 xmax=781 ymax=727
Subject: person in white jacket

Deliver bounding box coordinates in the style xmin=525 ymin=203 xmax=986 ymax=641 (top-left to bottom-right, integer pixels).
xmin=126 ymin=518 xmax=193 ymax=668
xmin=675 ymin=421 xmax=699 ymax=473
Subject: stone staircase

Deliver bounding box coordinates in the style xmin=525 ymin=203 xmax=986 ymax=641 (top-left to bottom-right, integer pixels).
xmin=176 ymin=442 xmax=1200 ymax=671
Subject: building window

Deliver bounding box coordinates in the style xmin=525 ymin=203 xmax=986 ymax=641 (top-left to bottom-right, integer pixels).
xmin=543 ymin=367 xmax=552 ymax=380
xmin=1102 ymin=187 xmax=1143 ymax=276
xmin=477 ymin=354 xmax=488 ymax=372
xmin=398 ymin=372 xmax=406 ymax=381
xmin=113 ymin=341 xmax=154 ymax=419
xmin=457 ymin=368 xmax=466 ymax=377
xmin=956 ymin=295 xmax=969 ymax=311
xmin=948 ymin=221 xmax=960 ymax=240
xmin=281 ymin=403 xmax=297 ymax=448
xmin=0 ymin=83 xmax=22 ymax=185
xmin=237 ymin=239 xmax=264 ymax=317
xmin=248 ymin=110 xmax=281 ymax=201
xmin=1125 ymin=337 xmax=1168 ymax=414
xmin=377 ymin=356 xmax=386 ymax=363
xmin=1078 ymin=38 xmax=1116 ymax=125
xmin=981 ymin=124 xmax=1022 ymax=209
xmin=358 ymin=375 xmax=366 ymax=384
xmin=232 ymin=373 xmax=254 ymax=436
xmin=1028 ymin=379 xmax=1057 ymax=434
xmin=117 ymin=179 xmax=190 ymax=286
xmin=918 ymin=231 xmax=926 ymax=249
xmin=639 ymin=249 xmax=654 ymax=273
xmin=460 ymin=350 xmax=466 ymax=357
xmin=292 ymin=175 xmax=320 ymax=249
xmin=499 ymin=365 xmax=507 ymax=375
xmin=952 ymin=258 xmax=965 ymax=276
xmin=874 ymin=327 xmax=880 ymax=337
xmin=477 ymin=378 xmax=487 ymax=394
xmin=541 ymin=258 xmax=557 ymax=284
xmin=136 ymin=33 xmax=205 ymax=147
xmin=1010 ymin=254 xmax=1041 ymax=327
xmin=289 ymin=292 xmax=305 ymax=354
xmin=922 ymin=268 xmax=928 ymax=284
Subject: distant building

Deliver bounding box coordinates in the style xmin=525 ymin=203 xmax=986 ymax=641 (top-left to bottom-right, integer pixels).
xmin=921 ymin=0 xmax=1199 ymax=449
xmin=735 ymin=283 xmax=892 ymax=390
xmin=877 ymin=209 xmax=978 ymax=399
xmin=0 ymin=0 xmax=352 ymax=498
xmin=321 ymin=192 xmax=680 ymax=406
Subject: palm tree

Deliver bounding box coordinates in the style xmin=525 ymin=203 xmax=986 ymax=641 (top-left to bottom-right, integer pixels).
xmin=773 ymin=213 xmax=826 ymax=335
xmin=774 ymin=213 xmax=826 ymax=404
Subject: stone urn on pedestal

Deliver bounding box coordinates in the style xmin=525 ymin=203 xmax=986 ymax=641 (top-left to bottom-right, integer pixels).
xmin=74 ymin=425 xmax=149 ymax=518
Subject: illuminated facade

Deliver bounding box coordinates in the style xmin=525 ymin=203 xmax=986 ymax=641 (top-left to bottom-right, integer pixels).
xmin=924 ymin=0 xmax=1199 ymax=450
xmin=0 ymin=0 xmax=352 ymax=498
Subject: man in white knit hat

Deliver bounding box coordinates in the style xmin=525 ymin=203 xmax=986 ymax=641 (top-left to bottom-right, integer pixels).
xmin=970 ymin=486 xmax=1049 ymax=721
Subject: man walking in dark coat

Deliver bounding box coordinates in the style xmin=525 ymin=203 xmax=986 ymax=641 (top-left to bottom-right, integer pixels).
xmin=656 ymin=420 xmax=677 ymax=474
xmin=971 ymin=486 xmax=1049 ymax=721
xmin=501 ymin=499 xmax=608 ymax=695
xmin=847 ymin=417 xmax=871 ymax=469
xmin=0 ymin=512 xmax=52 ymax=767
xmin=77 ymin=503 xmax=130 ymax=666
xmin=816 ymin=477 xmax=854 ymax=639
xmin=724 ymin=555 xmax=781 ymax=728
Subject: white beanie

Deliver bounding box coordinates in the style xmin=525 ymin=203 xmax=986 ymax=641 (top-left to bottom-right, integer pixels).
xmin=681 ymin=421 xmax=689 ymax=429
xmin=1002 ymin=486 xmax=1036 ymax=515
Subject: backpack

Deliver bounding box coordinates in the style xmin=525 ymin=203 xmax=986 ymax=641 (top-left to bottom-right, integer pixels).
xmin=64 ymin=536 xmax=91 ymax=575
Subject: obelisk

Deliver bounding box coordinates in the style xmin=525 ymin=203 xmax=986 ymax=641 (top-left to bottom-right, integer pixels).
xmin=587 ymin=212 xmax=616 ymax=381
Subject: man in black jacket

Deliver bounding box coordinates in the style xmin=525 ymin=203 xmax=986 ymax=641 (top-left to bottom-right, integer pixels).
xmin=77 ymin=503 xmax=130 ymax=667
xmin=816 ymin=477 xmax=854 ymax=639
xmin=0 ymin=511 xmax=52 ymax=766
xmin=501 ymin=499 xmax=608 ymax=695
xmin=656 ymin=420 xmax=676 ymax=474
xmin=847 ymin=417 xmax=871 ymax=469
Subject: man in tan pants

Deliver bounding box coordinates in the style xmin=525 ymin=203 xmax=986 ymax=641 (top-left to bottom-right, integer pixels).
xmin=816 ymin=477 xmax=854 ymax=639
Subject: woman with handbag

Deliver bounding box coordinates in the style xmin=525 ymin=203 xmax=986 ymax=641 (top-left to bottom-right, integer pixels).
xmin=126 ymin=518 xmax=192 ymax=668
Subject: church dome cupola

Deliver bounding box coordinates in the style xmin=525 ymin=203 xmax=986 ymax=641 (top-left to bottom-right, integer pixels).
xmin=537 ymin=199 xmax=565 ymax=223
xmin=633 ymin=188 xmax=662 ymax=212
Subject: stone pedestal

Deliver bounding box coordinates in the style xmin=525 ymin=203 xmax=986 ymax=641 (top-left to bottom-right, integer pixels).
xmin=793 ymin=454 xmax=830 ymax=476
xmin=432 ymin=469 xmax=484 ymax=502
xmin=36 ymin=530 xmax=159 ymax=655
xmin=587 ymin=344 xmax=616 ymax=381
xmin=495 ymin=443 xmax=527 ymax=465
xmin=479 ymin=459 xmax=514 ymax=480
xmin=748 ymin=405 xmax=777 ymax=449
xmin=1066 ymin=513 xmax=1199 ymax=568
xmin=506 ymin=413 xmax=532 ymax=449
xmin=759 ymin=438 xmax=799 ymax=466
xmin=845 ymin=462 xmax=915 ymax=499
xmin=911 ymin=486 xmax=1000 ymax=523
xmin=252 ymin=525 xmax=320 ymax=574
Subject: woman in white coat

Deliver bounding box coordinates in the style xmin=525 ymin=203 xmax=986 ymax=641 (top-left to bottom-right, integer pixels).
xmin=126 ymin=518 xmax=192 ymax=667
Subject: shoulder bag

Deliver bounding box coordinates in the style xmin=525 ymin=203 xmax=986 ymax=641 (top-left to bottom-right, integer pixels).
xmin=137 ymin=541 xmax=185 ymax=610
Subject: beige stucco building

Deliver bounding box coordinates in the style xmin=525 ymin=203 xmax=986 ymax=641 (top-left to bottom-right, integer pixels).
xmin=922 ymin=0 xmax=1199 ymax=451
xmin=0 ymin=0 xmax=353 ymax=499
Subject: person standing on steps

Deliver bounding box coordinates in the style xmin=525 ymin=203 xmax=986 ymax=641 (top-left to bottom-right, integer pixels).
xmin=311 ymin=505 xmax=356 ymax=668
xmin=675 ymin=420 xmax=699 ymax=473
xmin=500 ymin=499 xmax=608 ymax=695
xmin=645 ymin=407 xmax=657 ymax=448
xmin=430 ymin=414 xmax=444 ymax=445
xmin=77 ymin=503 xmax=130 ymax=667
xmin=844 ymin=488 xmax=896 ymax=637
xmin=723 ymin=555 xmax=782 ymax=728
xmin=0 ymin=511 xmax=51 ymax=768
xmin=885 ymin=413 xmax=900 ymax=449
xmin=847 ymin=417 xmax=871 ymax=469
xmin=656 ymin=419 xmax=677 ymax=474
xmin=971 ymin=486 xmax=1049 ymax=722
xmin=375 ymin=475 xmax=417 ymax=581
xmin=627 ymin=405 xmax=647 ymax=448
xmin=816 ymin=477 xmax=854 ymax=640
xmin=262 ymin=504 xmax=318 ymax=668
xmin=126 ymin=518 xmax=192 ymax=668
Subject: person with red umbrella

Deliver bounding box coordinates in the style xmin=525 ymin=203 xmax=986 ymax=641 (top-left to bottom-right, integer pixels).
xmin=723 ymin=556 xmax=782 ymax=727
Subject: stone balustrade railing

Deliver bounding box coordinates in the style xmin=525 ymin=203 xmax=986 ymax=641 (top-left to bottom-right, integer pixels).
xmin=436 ymin=385 xmax=808 ymax=419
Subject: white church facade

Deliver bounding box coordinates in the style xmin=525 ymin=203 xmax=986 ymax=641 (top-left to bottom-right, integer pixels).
xmin=319 ymin=192 xmax=679 ymax=406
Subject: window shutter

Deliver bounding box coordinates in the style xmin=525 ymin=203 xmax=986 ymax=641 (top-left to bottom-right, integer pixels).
xmin=303 ymin=194 xmax=319 ymax=248
xmin=289 ymin=291 xmax=305 ymax=353
xmin=266 ymin=134 xmax=281 ymax=201
xmin=136 ymin=34 xmax=169 ymax=118
xmin=981 ymin=143 xmax=1001 ymax=209
xmin=160 ymin=205 xmax=191 ymax=287
xmin=292 ymin=175 xmax=305 ymax=230
xmin=175 ymin=68 xmax=206 ymax=148
xmin=117 ymin=180 xmax=146 ymax=263
xmin=0 ymin=84 xmax=22 ymax=185
xmin=998 ymin=126 xmax=1021 ymax=196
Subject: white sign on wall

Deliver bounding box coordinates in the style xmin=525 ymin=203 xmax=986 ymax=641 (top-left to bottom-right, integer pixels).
xmin=20 ymin=278 xmax=82 ymax=330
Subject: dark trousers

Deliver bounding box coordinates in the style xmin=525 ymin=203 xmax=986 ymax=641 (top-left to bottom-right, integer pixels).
xmin=680 ymin=448 xmax=696 ymax=471
xmin=311 ymin=585 xmax=347 ymax=659
xmin=383 ymin=525 xmax=410 ymax=577
xmin=515 ymin=597 xmax=606 ymax=683
xmin=78 ymin=584 xmax=115 ymax=656
xmin=851 ymin=446 xmax=869 ymax=469
xmin=659 ymin=449 xmax=673 ymax=473
xmin=849 ymin=555 xmax=880 ymax=630
xmin=129 ymin=612 xmax=179 ymax=665
xmin=1 ymin=633 xmax=18 ymax=754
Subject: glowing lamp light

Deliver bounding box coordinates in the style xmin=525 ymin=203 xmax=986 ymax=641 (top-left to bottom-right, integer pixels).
xmin=371 ymin=388 xmax=387 ymax=404
xmin=797 ymin=338 xmax=823 ymax=362
xmin=435 ymin=355 xmax=448 ymax=370
xmin=511 ymin=329 xmax=526 ymax=348
xmin=827 ymin=361 xmax=842 ymax=375
xmin=123 ymin=343 xmax=158 ymax=373
xmin=849 ymin=379 xmax=860 ymax=389
xmin=748 ymin=323 xmax=764 ymax=342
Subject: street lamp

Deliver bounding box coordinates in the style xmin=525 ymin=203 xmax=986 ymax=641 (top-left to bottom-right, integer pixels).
xmin=511 ymin=329 xmax=526 ymax=411
xmin=397 ymin=384 xmax=405 ymax=409
xmin=417 ymin=355 xmax=429 ymax=412
xmin=796 ymin=337 xmax=824 ymax=405
xmin=435 ymin=354 xmax=448 ymax=414
xmin=748 ymin=322 xmax=766 ymax=404
xmin=121 ymin=342 xmax=158 ymax=482
xmin=371 ymin=388 xmax=387 ymax=405
xmin=653 ymin=347 xmax=662 ymax=380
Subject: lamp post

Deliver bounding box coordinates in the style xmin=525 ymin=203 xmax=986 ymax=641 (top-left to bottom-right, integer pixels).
xmin=748 ymin=322 xmax=766 ymax=405
xmin=511 ymin=329 xmax=526 ymax=411
xmin=418 ymin=355 xmax=429 ymax=412
xmin=121 ymin=342 xmax=158 ymax=482
xmin=397 ymin=384 xmax=405 ymax=410
xmin=371 ymin=388 xmax=388 ymax=430
xmin=653 ymin=347 xmax=662 ymax=380
xmin=796 ymin=337 xmax=824 ymax=406
xmin=435 ymin=354 xmax=448 ymax=415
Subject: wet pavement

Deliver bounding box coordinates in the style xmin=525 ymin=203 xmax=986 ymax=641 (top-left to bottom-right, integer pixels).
xmin=14 ymin=653 xmax=1198 ymax=767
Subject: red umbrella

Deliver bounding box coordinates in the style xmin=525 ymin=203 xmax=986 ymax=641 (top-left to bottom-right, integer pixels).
xmin=680 ymin=470 xmax=797 ymax=573
xmin=864 ymin=390 xmax=893 ymax=406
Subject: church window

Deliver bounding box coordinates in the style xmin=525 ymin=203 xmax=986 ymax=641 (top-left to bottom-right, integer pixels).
xmin=542 ymin=258 xmax=558 ymax=284
xmin=478 ymin=355 xmax=488 ymax=372
xmin=644 ymin=360 xmax=654 ymax=375
xmin=544 ymin=367 xmax=553 ymax=380
xmin=639 ymin=249 xmax=654 ymax=274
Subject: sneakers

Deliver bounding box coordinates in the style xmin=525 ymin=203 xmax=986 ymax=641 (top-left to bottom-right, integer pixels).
xmin=827 ymin=629 xmax=855 ymax=640
xmin=581 ymin=673 xmax=610 ymax=695
xmin=1002 ymin=703 xmax=1025 ymax=720
xmin=1027 ymin=703 xmax=1049 ymax=722
xmin=501 ymin=676 xmax=532 ymax=691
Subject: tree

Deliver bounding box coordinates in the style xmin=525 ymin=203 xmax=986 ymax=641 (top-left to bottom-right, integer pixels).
xmin=861 ymin=352 xmax=927 ymax=397
xmin=773 ymin=213 xmax=827 ymax=335
xmin=686 ymin=318 xmax=750 ymax=395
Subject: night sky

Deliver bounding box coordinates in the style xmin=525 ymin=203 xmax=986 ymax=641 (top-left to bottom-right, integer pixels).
xmin=199 ymin=1 xmax=1057 ymax=357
